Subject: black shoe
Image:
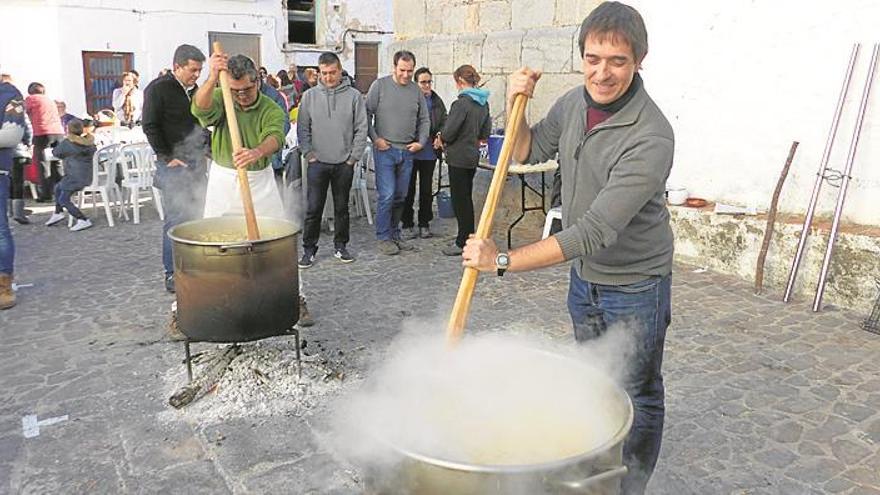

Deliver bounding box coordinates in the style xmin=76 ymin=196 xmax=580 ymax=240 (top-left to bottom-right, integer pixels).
xmin=298 ymin=251 xmax=316 ymax=269
xmin=334 ymin=247 xmax=355 ymax=263
xmin=164 ymin=273 xmax=175 ymax=293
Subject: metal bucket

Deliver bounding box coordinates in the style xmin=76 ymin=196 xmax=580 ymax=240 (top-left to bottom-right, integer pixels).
xmin=168 ymin=216 xmax=299 ymax=342
xmin=365 ymin=350 xmax=633 ymax=495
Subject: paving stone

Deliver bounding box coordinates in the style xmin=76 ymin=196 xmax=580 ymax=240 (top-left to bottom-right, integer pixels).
xmin=770 ymin=421 xmax=804 ymax=443
xmin=753 ymin=447 xmax=797 ymax=468
xmin=831 ymin=438 xmax=872 ymax=465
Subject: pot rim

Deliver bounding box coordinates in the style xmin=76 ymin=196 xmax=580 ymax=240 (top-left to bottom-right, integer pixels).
xmin=168 ymin=216 xmax=300 ymax=246
xmin=373 ymin=349 xmax=634 ymax=474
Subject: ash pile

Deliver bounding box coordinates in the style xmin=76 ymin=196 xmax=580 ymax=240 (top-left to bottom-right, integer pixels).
xmin=162 ymin=338 xmax=360 ymax=424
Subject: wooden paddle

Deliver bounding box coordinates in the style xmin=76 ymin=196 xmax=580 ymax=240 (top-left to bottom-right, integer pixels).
xmin=446 ymin=94 xmax=529 ymax=345
xmin=212 ymin=41 xmax=260 ymax=241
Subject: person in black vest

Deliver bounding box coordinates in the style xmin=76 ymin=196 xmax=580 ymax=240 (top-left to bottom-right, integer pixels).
xmin=401 ymin=67 xmax=447 ymax=240
xmin=142 ymin=44 xmax=209 ymax=295
xmin=439 ymin=65 xmax=491 ymax=256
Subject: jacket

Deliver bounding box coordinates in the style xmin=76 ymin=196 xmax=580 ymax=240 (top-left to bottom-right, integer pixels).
xmin=53 ymin=134 xmax=96 ymax=191
xmin=142 ymin=74 xmax=209 ymax=166
xmin=528 ymin=83 xmax=675 ymax=285
xmin=297 ymin=77 xmax=368 ymax=165
xmin=441 ymin=89 xmax=491 ymax=169
xmin=0 ymin=82 xmax=26 ymax=172
xmin=24 ymin=94 xmax=63 ymax=137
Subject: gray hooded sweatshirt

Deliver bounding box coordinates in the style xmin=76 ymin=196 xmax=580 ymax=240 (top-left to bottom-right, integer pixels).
xmin=297 ymin=77 xmax=368 ymax=165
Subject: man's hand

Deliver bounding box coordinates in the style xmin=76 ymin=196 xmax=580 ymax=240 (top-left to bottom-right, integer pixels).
xmin=507 ymin=67 xmax=543 ymax=104
xmin=462 ymin=236 xmax=499 ymax=272
xmin=233 ymin=148 xmax=262 ymax=169
xmin=208 ymin=52 xmax=229 ymax=82
xmin=374 ymin=137 xmax=390 ymax=151
xmin=406 ymin=142 xmax=423 ymax=153
xmin=167 ymin=158 xmax=188 ymax=168
xmin=433 ymin=135 xmax=443 ymax=150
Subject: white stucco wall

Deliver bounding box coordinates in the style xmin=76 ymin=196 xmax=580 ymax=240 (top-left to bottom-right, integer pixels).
xmin=0 ymin=0 xmax=287 ymax=116
xmin=605 ymin=0 xmax=880 ymax=226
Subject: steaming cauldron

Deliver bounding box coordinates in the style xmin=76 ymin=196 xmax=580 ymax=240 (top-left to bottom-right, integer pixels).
xmin=365 ymin=350 xmax=633 ymax=495
xmin=168 ymin=216 xmax=299 ymax=342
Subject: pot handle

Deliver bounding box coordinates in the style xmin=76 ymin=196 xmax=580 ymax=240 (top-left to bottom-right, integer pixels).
xmin=218 ymin=241 xmax=255 ymax=252
xmin=549 ymin=465 xmax=628 ymax=493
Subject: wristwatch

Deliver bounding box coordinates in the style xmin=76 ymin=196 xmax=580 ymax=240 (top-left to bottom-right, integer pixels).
xmin=495 ymin=252 xmax=510 ymax=277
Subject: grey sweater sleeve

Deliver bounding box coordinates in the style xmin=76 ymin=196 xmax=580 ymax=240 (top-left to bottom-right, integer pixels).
xmin=416 ymin=91 xmax=430 ymax=146
xmin=554 ymin=134 xmax=674 ymax=260
xmin=348 ymin=91 xmax=368 ymax=163
xmin=296 ymin=92 xmax=314 ymax=160
xmin=365 ymin=80 xmax=380 ymax=142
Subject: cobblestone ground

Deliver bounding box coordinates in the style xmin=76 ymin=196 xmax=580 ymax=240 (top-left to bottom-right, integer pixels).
xmin=1 ymin=202 xmax=879 ymax=494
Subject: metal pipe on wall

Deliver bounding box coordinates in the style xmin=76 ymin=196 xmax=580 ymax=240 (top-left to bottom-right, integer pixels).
xmin=813 ymin=43 xmax=880 ymax=311
xmin=783 ymin=43 xmax=860 ymax=303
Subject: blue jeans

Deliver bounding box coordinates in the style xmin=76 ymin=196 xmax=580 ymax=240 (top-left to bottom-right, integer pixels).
xmin=373 ymin=147 xmax=413 ymax=241
xmin=54 ymin=183 xmax=86 ymax=220
xmin=0 ymin=174 xmax=13 ymax=274
xmin=155 ymin=161 xmax=208 ymax=275
xmin=567 ymin=267 xmax=671 ymax=495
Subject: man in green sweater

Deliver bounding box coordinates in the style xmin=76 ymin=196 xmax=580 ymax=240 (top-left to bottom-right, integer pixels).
xmin=462 ymin=3 xmax=673 ymax=493
xmin=192 ymin=52 xmax=314 ymax=327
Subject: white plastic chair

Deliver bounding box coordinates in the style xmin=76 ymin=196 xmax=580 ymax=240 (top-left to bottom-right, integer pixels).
xmin=350 ymin=156 xmax=372 ymax=225
xmin=68 ymin=144 xmax=125 ymax=227
xmin=542 ymin=206 xmax=562 ymax=239
xmin=119 ymin=143 xmax=163 ymax=224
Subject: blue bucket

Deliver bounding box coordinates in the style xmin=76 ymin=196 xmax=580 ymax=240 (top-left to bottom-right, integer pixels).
xmin=487 ymin=134 xmax=504 ymax=165
xmin=437 ymin=190 xmax=454 ymax=218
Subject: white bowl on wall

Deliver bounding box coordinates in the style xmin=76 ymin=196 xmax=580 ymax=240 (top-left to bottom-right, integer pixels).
xmin=666 ymin=186 xmax=688 ymax=206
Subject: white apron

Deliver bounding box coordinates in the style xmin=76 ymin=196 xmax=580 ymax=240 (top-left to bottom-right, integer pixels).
xmin=203 ymin=161 xmax=285 ymax=220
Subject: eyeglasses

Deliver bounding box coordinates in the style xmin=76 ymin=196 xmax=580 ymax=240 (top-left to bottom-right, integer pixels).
xmin=231 ymin=85 xmax=257 ymax=96
xmin=418 ymin=80 xmax=433 ymax=85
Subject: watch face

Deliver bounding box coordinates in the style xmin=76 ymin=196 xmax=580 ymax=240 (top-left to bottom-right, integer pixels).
xmin=497 ymin=253 xmax=510 ymax=267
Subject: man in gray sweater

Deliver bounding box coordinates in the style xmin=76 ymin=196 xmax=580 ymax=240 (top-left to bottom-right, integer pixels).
xmin=297 ymin=52 xmax=368 ymax=266
xmin=365 ymin=50 xmax=430 ymax=255
xmin=462 ymin=3 xmax=673 ymax=493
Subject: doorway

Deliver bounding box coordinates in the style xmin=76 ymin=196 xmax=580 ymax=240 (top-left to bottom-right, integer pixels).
xmin=82 ymin=51 xmax=133 ymax=115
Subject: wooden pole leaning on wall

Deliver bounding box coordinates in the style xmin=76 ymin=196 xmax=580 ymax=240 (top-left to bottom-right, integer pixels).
xmin=446 ymin=94 xmax=528 ymax=346
xmin=212 ymin=41 xmax=260 ymax=241
xmin=755 ymin=141 xmax=798 ymax=294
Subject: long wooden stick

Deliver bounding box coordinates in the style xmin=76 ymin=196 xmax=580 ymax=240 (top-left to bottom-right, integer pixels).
xmin=446 ymin=94 xmax=528 ymax=345
xmin=212 ymin=41 xmax=260 ymax=241
xmin=755 ymin=141 xmax=798 ymax=294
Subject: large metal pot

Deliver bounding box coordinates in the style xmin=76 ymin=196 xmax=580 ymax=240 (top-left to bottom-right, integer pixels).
xmin=365 ymin=350 xmax=633 ymax=495
xmin=168 ymin=216 xmax=299 ymax=342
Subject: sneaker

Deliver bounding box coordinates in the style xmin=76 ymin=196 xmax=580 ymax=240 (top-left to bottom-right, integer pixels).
xmin=441 ymin=244 xmax=463 ymax=256
xmin=298 ymin=295 xmax=315 ymax=327
xmin=45 ymin=212 xmax=65 ymax=226
xmin=334 ymin=247 xmax=355 ymax=263
xmin=419 ymin=226 xmax=434 ymax=239
xmin=165 ymin=273 xmax=175 ymax=293
xmin=298 ymin=250 xmax=316 ymax=269
xmin=393 ymin=237 xmax=415 ymax=251
xmin=166 ymin=310 xmax=186 ymax=341
xmin=69 ymin=218 xmax=93 ymax=232
xmin=401 ymin=227 xmax=418 ymax=240
xmin=378 ymin=240 xmax=400 ymax=256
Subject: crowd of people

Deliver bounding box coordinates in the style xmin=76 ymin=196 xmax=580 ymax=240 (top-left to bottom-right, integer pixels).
xmin=2 ymin=3 xmax=674 ymax=492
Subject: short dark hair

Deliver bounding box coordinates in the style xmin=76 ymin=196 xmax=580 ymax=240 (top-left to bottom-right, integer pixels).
xmin=27 ymin=82 xmax=44 ymax=95
xmin=393 ymin=50 xmax=416 ymax=66
xmin=578 ymin=1 xmax=648 ymax=63
xmin=67 ymin=119 xmax=84 ymax=136
xmin=227 ymin=55 xmax=259 ymax=82
xmin=318 ymin=52 xmax=341 ymax=68
xmin=414 ymin=67 xmax=432 ymax=80
xmin=173 ymin=44 xmax=205 ymax=67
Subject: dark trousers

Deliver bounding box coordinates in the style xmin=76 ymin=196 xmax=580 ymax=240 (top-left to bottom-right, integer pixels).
xmin=567 ymin=268 xmax=672 ymax=495
xmin=156 ymin=162 xmax=208 ymax=275
xmin=303 ymin=161 xmax=354 ymax=253
xmin=32 ymin=134 xmax=62 ymax=200
xmin=448 ymin=166 xmax=476 ymax=248
xmin=402 ymin=158 xmax=436 ymax=229
xmin=10 ymin=157 xmax=27 ymax=199
xmin=53 ymin=183 xmax=86 ymax=220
